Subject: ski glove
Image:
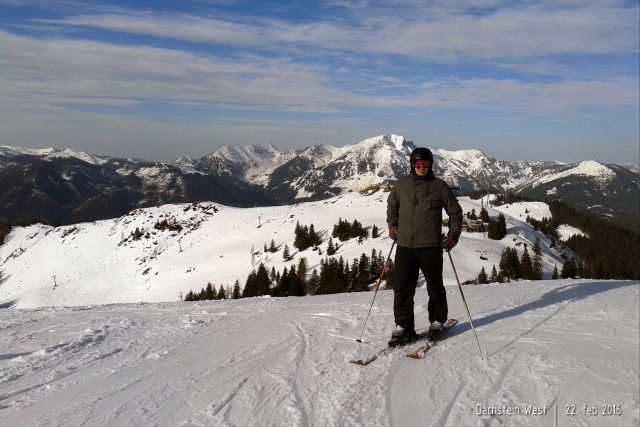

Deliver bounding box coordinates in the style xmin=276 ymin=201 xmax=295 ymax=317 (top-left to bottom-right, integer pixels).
xmin=389 ymin=226 xmax=398 ymax=241
xmin=441 ymin=233 xmax=458 ymax=251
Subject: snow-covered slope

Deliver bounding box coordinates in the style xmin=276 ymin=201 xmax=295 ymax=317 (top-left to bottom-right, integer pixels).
xmin=1 ymin=192 xmax=571 ymax=309
xmin=198 ymin=143 xmax=298 ymax=184
xmin=0 ymin=279 xmax=637 ymax=426
xmin=0 ymin=146 xmax=109 ymax=166
xmin=525 ymin=160 xmax=617 ymax=187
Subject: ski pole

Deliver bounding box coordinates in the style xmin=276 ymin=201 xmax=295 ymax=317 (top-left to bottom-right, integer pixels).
xmin=446 ymin=250 xmax=484 ymax=360
xmin=356 ymin=241 xmax=396 ymax=343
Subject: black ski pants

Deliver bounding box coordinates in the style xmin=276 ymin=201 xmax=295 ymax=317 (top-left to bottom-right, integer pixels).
xmin=393 ymin=245 xmax=448 ymax=331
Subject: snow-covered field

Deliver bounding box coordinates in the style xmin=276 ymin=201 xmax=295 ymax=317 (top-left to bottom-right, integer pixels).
xmin=1 ymin=279 xmax=638 ymax=426
xmin=0 ymin=192 xmax=571 ymax=309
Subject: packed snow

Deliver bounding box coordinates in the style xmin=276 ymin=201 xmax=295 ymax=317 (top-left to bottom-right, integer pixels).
xmin=0 ymin=280 xmax=637 ymax=426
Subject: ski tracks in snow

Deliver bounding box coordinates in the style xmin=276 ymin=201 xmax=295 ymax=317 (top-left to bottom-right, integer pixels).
xmin=0 ymin=280 xmax=638 ymax=426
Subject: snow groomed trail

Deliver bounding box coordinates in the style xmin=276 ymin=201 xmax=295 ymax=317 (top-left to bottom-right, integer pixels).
xmin=1 ymin=279 xmax=638 ymax=426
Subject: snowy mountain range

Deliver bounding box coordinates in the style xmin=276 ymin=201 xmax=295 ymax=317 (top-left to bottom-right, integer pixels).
xmin=1 ymin=135 xmax=638 ymax=227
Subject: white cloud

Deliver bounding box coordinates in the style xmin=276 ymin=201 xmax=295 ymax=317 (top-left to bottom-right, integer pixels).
xmin=37 ymin=3 xmax=638 ymax=61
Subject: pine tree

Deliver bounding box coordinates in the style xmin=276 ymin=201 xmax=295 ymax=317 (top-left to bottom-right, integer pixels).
xmin=477 ymin=267 xmax=488 ymax=284
xmin=383 ymin=259 xmax=396 ymax=290
xmin=308 ymin=268 xmax=320 ymax=294
xmin=243 ymin=270 xmax=258 ymax=298
xmin=480 ymin=207 xmax=490 ymax=223
xmin=288 ymin=265 xmax=306 ymax=296
xmin=561 ymin=258 xmax=577 ymax=279
xmin=520 ymin=247 xmax=533 ymax=280
xmin=255 ymin=263 xmax=271 ymax=296
xmin=205 ymin=282 xmax=216 ymax=300
xmin=354 ymin=253 xmax=371 ymax=292
xmin=489 ymin=265 xmax=499 ymax=283
xmin=217 ymin=286 xmax=227 ymax=300
xmin=309 ymin=223 xmax=322 ymax=247
xmin=552 ymin=264 xmax=559 ymax=280
xmin=531 ymin=239 xmax=544 ymax=279
xmin=327 ymin=237 xmax=337 ymax=255
xmin=297 ymin=257 xmax=308 ymax=283
xmin=498 ymin=213 xmax=507 ymax=236
xmin=283 ymin=244 xmax=291 ymax=261
xmin=232 ymin=280 xmax=241 ymax=299
xmin=269 ymin=239 xmax=277 ymax=253
xmin=372 ymin=224 xmax=380 ymax=238
xmin=294 ymin=221 xmax=306 ymax=251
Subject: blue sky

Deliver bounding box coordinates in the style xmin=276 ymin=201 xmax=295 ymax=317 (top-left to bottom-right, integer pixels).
xmin=0 ymin=0 xmax=638 ymax=163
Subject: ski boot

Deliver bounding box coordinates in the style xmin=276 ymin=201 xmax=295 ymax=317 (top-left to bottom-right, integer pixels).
xmin=427 ymin=321 xmax=445 ymax=341
xmin=388 ymin=324 xmax=417 ymax=348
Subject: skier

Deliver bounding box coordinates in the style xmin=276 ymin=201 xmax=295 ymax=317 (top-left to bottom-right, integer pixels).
xmin=386 ymin=147 xmax=463 ymax=347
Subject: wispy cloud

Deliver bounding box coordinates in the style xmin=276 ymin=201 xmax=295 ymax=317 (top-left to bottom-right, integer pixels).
xmin=36 ymin=3 xmax=638 ymax=62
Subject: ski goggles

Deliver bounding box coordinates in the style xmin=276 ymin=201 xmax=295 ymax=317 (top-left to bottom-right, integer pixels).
xmin=412 ymin=160 xmax=432 ymax=169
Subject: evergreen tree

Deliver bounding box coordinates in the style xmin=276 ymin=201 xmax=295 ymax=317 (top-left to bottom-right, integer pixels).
xmin=273 ymin=266 xmax=287 ymax=296
xmin=205 ymin=282 xmax=216 ymax=300
xmin=480 ymin=207 xmax=490 ymax=223
xmin=185 ymin=290 xmax=196 ymax=301
xmin=532 ymin=248 xmax=543 ymax=280
xmin=354 ymin=253 xmax=371 ymax=291
xmin=308 ymin=269 xmax=320 ymax=294
xmin=561 ymin=258 xmax=577 ymax=279
xmin=217 ymin=286 xmax=227 ymax=300
xmin=372 ymin=224 xmax=380 ymax=238
xmin=498 ymin=213 xmax=507 ymax=236
xmin=477 ymin=267 xmax=488 ymax=284
xmin=308 ymin=223 xmax=322 ymax=247
xmin=489 ymin=265 xmax=499 ymax=283
xmin=293 ymin=221 xmax=307 ymax=251
xmin=232 ymin=280 xmax=241 ymax=299
xmin=383 ymin=259 xmax=396 ymax=290
xmin=552 ymin=265 xmax=559 ymax=280
xmin=327 ymin=237 xmax=337 ymax=255
xmin=243 ymin=270 xmax=258 ymax=298
xmin=269 ymin=239 xmax=277 ymax=253
xmin=283 ymin=244 xmax=291 ymax=261
xmin=369 ymin=249 xmax=380 ymax=279
xmin=288 ymin=265 xmax=306 ymax=296
xmin=487 ymin=219 xmax=505 ymax=240
xmin=297 ymin=257 xmax=308 ymax=283
xmin=255 ymin=263 xmax=271 ymax=296
xmin=520 ymin=247 xmax=534 ymax=280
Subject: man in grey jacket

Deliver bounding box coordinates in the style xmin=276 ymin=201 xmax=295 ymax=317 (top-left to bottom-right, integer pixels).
xmin=386 ymin=147 xmax=463 ymax=347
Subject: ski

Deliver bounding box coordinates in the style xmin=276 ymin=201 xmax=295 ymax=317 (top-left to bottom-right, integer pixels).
xmin=349 ymin=328 xmax=432 ymax=366
xmin=405 ymin=318 xmax=458 ymax=359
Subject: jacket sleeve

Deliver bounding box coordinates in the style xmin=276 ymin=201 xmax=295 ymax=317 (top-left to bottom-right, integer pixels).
xmin=386 ymin=184 xmax=399 ymax=227
xmin=442 ymin=184 xmax=463 ymax=238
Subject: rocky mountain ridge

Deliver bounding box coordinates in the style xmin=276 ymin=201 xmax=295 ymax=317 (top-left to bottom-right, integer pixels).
xmin=0 ymin=136 xmax=637 ymax=227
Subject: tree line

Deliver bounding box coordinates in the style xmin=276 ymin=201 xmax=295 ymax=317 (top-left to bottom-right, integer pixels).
xmin=184 ymin=249 xmax=394 ymax=301
xmin=548 ymin=200 xmax=639 ymax=279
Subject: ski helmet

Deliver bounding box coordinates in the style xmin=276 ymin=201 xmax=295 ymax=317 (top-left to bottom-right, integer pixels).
xmin=410 ymin=147 xmax=433 ymax=164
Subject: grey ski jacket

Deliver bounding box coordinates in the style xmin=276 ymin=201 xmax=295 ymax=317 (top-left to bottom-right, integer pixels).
xmin=386 ymin=174 xmax=463 ymax=248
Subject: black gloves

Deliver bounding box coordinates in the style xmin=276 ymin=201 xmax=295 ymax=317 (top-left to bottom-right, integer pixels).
xmin=441 ymin=233 xmax=458 ymax=251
